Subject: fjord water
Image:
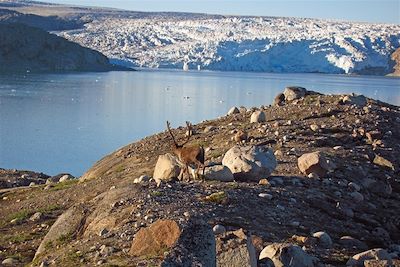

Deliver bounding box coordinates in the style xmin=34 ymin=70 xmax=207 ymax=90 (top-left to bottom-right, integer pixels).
xmin=0 ymin=70 xmax=399 ymax=176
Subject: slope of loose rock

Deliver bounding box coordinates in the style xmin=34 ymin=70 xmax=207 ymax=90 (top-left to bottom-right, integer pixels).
xmin=0 ymin=90 xmax=399 ymax=266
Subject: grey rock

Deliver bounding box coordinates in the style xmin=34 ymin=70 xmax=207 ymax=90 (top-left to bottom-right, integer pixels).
xmin=34 ymin=204 xmax=87 ymax=260
xmin=153 ymin=153 xmax=181 ymax=184
xmin=204 ymin=165 xmax=234 ymax=182
xmin=133 ymin=175 xmax=150 ymax=183
xmin=259 ymin=193 xmax=273 ymax=200
xmin=350 ymin=191 xmax=364 ymax=203
xmin=312 ymin=231 xmax=333 ymax=248
xmin=222 ymin=145 xmax=277 ymax=182
xmin=250 ymin=110 xmax=266 ymax=123
xmin=59 ymin=174 xmax=74 ymax=183
xmin=348 ymin=182 xmax=361 ymax=191
xmin=273 ymin=93 xmax=285 ymax=106
xmin=216 ymin=229 xmax=257 ymax=267
xmin=347 ymin=248 xmax=391 ymax=266
xmin=259 ymin=242 xmax=315 ymax=267
xmin=30 ymin=212 xmax=45 ymax=222
xmin=99 ymin=245 xmax=114 ymax=257
xmin=98 ymin=228 xmax=109 ymax=237
xmin=339 ymin=236 xmax=368 ymax=250
xmin=298 ymin=151 xmax=331 ymax=177
xmin=283 ymin=86 xmax=307 ymax=101
xmin=212 ymin=224 xmax=226 ymax=235
xmin=162 ymin=219 xmax=216 ymax=267
xmin=228 ymin=106 xmax=240 ymax=115
xmin=2 ymin=258 xmax=19 ymax=265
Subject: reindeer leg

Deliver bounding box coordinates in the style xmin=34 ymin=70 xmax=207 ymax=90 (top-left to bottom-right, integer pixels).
xmin=185 ymin=165 xmax=190 ymax=182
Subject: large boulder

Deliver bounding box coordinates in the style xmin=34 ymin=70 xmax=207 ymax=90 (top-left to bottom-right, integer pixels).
xmin=297 ymin=151 xmax=330 ymax=177
xmin=216 ymin=228 xmax=257 ymax=267
xmin=228 ymin=106 xmax=240 ymax=115
xmin=283 ymin=86 xmax=307 ymax=101
xmin=34 ymin=204 xmax=87 ymax=260
xmin=204 ymin=165 xmax=234 ymax=182
xmin=222 ymin=145 xmax=277 ymax=182
xmin=346 ymin=248 xmax=392 ymax=266
xmin=153 ymin=153 xmax=181 ymax=183
xmin=259 ymin=243 xmax=316 ymax=267
xmin=273 ymin=93 xmax=285 ymax=106
xmin=250 ymin=111 xmax=266 ymax=123
xmin=162 ymin=219 xmax=216 ymax=267
xmin=130 ymin=219 xmax=181 ymax=257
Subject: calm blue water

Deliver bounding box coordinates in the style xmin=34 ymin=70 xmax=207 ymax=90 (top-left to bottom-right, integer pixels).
xmin=0 ymin=70 xmax=399 ymax=176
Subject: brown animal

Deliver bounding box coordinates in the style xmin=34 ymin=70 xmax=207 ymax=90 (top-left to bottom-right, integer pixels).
xmin=166 ymin=121 xmax=205 ymax=181
xmin=234 ymin=129 xmax=248 ymax=143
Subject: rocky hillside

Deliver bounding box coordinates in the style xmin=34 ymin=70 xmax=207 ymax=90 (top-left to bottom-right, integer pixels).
xmin=0 ymin=88 xmax=399 ymax=266
xmin=0 ymin=23 xmax=120 ymax=72
xmin=389 ymin=48 xmax=400 ymax=76
xmin=0 ymin=8 xmax=85 ymax=31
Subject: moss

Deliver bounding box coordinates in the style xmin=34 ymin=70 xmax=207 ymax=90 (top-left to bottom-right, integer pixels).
xmin=209 ymin=150 xmax=224 ymax=159
xmin=115 ymin=164 xmax=125 ymax=173
xmin=37 ymin=204 xmax=61 ymax=214
xmin=0 ymin=210 xmax=33 ymax=227
xmin=57 ymin=232 xmax=74 ymax=243
xmin=150 ymin=191 xmax=162 ymax=197
xmin=0 ymin=232 xmax=39 ymax=243
xmin=204 ymin=191 xmax=228 ymax=204
xmin=50 ymin=179 xmax=78 ymax=191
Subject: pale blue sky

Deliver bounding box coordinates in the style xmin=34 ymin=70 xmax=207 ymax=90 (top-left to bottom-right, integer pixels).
xmin=43 ymin=0 xmax=399 ymax=24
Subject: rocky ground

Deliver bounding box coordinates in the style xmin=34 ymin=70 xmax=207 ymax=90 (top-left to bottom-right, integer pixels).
xmin=0 ymin=88 xmax=399 ymax=267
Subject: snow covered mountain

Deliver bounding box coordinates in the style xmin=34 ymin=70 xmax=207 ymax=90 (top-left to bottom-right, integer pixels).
xmin=1 ymin=0 xmax=400 ymax=75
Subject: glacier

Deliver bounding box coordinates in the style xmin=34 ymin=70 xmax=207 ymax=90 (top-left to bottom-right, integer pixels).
xmin=2 ymin=1 xmax=400 ymax=74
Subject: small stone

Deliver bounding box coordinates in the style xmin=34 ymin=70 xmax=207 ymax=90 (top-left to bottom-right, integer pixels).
xmin=350 ymin=191 xmax=364 ymax=203
xmin=99 ymin=228 xmax=109 ymax=237
xmin=333 ymin=146 xmax=342 ymax=150
xmin=290 ymin=221 xmax=300 ymax=227
xmin=373 ymin=155 xmax=395 ymax=170
xmin=133 ymin=175 xmax=150 ymax=184
xmin=307 ymin=173 xmax=319 ymax=179
xmin=347 ymin=248 xmax=391 ymax=266
xmin=99 ymin=245 xmax=114 ymax=257
xmin=213 ymin=224 xmax=226 ymax=234
xmin=29 ymin=182 xmax=36 ymax=186
xmin=276 ymin=205 xmax=285 ymax=211
xmin=339 ymin=236 xmax=368 ymax=250
xmin=259 ymin=179 xmax=271 ymax=186
xmin=348 ymin=182 xmax=361 ymax=191
xmin=274 ymin=150 xmax=283 ymax=157
xmin=59 ymin=174 xmax=74 ymax=182
xmin=29 ymin=212 xmax=44 ymax=222
xmin=312 ymin=231 xmax=333 ymax=248
xmin=2 ymin=258 xmax=19 ymax=265
xmin=183 ymin=211 xmax=190 ymax=217
xmin=310 ymin=124 xmax=319 ymax=132
xmin=259 ymin=193 xmax=273 ymax=200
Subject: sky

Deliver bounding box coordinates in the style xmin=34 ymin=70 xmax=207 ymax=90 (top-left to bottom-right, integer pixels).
xmin=42 ymin=0 xmax=400 ymax=24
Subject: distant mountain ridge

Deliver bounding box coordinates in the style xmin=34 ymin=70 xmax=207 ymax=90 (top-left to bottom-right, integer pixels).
xmin=0 ymin=23 xmax=118 ymax=72
xmin=1 ymin=0 xmax=399 ymax=75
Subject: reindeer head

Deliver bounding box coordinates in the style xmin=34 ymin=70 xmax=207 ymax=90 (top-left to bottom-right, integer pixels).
xmin=166 ymin=121 xmax=193 ymax=150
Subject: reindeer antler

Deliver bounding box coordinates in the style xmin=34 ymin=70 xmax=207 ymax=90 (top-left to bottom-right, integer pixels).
xmin=181 ymin=121 xmax=194 ymax=145
xmin=166 ymin=121 xmax=179 ymax=148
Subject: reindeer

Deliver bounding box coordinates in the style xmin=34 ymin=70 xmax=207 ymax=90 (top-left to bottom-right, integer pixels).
xmin=166 ymin=121 xmax=205 ymax=181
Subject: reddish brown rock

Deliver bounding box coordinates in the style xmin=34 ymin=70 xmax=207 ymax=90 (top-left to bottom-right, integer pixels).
xmin=129 ymin=219 xmax=181 ymax=257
